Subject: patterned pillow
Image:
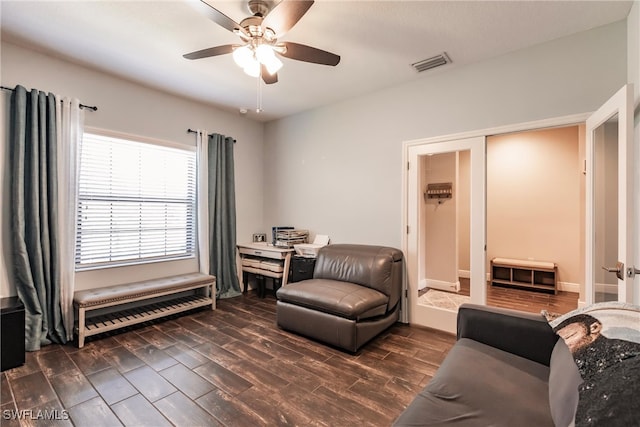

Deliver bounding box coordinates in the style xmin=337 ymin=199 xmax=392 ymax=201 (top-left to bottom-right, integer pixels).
xmin=548 ymin=302 xmax=640 ymax=426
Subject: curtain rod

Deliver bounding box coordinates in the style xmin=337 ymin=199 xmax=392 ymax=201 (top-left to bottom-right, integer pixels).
xmin=187 ymin=128 xmax=236 ymax=143
xmin=1 ymin=85 xmax=98 ymax=111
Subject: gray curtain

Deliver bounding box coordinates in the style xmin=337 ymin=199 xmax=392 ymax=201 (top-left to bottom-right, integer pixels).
xmin=208 ymin=133 xmax=242 ymax=299
xmin=9 ymin=85 xmax=66 ymax=350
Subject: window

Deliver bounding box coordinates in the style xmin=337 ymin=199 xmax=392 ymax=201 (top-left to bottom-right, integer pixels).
xmin=76 ymin=132 xmax=196 ymax=269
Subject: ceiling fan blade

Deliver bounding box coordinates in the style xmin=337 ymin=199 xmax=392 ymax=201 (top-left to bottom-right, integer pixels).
xmin=279 ymin=42 xmax=340 ymax=66
xmin=261 ymin=65 xmax=278 ymax=84
xmin=189 ymin=0 xmax=248 ymax=37
xmin=183 ymin=44 xmax=235 ymax=60
xmin=263 ymin=0 xmax=314 ymax=38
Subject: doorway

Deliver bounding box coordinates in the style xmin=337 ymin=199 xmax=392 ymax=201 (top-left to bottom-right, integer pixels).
xmin=403 ymin=85 xmax=636 ymax=332
xmin=585 ymin=84 xmax=637 ymax=305
xmin=416 ymin=126 xmax=582 ymax=317
xmin=416 ymin=150 xmax=470 ymax=309
xmin=484 ymin=126 xmax=582 ymax=314
xmin=403 ymin=114 xmax=588 ymax=332
xmin=404 ymin=136 xmax=485 ymax=333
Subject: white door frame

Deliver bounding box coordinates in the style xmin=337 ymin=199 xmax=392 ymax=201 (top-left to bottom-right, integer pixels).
xmin=402 ymin=113 xmax=589 ymax=332
xmin=405 ymin=137 xmax=485 ymax=333
xmin=585 ymin=84 xmax=635 ymax=304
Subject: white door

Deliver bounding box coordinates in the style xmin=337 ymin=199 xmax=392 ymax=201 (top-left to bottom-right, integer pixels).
xmin=585 ymin=84 xmax=636 ymax=304
xmin=404 ymin=136 xmax=485 ymax=333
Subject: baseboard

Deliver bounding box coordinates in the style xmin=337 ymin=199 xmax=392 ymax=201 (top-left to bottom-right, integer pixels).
xmin=413 ymin=305 xmax=458 ymax=334
xmin=421 ymin=278 xmax=460 ymax=292
xmin=458 ymin=269 xmax=470 ymax=279
xmin=557 ymin=281 xmax=580 ymax=293
xmin=595 ymin=282 xmax=617 ymax=293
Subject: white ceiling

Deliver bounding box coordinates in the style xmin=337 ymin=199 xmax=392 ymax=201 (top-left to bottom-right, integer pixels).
xmin=1 ymin=0 xmax=633 ymax=122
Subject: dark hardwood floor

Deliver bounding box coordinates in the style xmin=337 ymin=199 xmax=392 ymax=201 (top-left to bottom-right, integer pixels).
xmin=1 ymin=292 xmax=456 ymax=427
xmin=458 ymin=279 xmax=579 ymax=315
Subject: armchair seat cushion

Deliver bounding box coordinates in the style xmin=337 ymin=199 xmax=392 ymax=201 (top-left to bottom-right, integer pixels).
xmin=276 ymin=279 xmax=389 ymax=321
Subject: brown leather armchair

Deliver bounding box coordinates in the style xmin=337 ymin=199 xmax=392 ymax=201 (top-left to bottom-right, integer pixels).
xmin=276 ymin=244 xmax=403 ymax=352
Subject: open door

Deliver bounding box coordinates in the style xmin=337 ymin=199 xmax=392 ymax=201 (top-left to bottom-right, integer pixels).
xmin=405 ymin=136 xmax=485 ymax=333
xmin=585 ymin=84 xmax=636 ymax=304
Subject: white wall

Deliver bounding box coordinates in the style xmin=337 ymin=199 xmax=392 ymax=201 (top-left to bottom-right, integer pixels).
xmin=263 ymin=21 xmax=627 ymax=249
xmin=487 ymin=127 xmax=582 ymax=288
xmin=0 ymin=41 xmax=265 ymax=296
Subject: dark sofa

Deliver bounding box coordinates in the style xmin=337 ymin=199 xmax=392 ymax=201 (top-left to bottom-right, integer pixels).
xmin=394 ymin=304 xmax=582 ymax=426
xmin=276 ymin=244 xmax=403 ymax=352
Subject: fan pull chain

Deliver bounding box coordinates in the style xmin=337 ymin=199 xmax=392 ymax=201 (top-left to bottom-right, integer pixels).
xmin=256 ymin=71 xmax=263 ymax=114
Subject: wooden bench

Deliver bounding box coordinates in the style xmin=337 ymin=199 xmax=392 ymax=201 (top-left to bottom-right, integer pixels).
xmin=490 ymin=257 xmax=557 ymax=294
xmin=73 ymin=273 xmax=216 ymax=348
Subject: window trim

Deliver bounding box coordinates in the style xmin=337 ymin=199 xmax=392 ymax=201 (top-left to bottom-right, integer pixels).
xmin=75 ymin=127 xmax=197 ymax=271
xmin=83 ymin=127 xmax=196 ymax=153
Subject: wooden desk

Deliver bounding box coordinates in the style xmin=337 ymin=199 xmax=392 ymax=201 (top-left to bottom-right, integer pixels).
xmin=237 ymin=243 xmax=294 ymax=297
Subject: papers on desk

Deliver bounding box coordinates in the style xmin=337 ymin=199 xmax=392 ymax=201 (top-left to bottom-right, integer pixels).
xmin=294 ymin=235 xmax=330 ymax=258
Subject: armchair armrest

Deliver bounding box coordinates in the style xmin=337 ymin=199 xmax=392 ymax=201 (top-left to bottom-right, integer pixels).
xmin=457 ymin=304 xmax=558 ymax=366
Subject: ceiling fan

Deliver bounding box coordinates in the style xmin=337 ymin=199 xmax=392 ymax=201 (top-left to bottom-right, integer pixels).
xmin=184 ymin=0 xmax=341 ymax=84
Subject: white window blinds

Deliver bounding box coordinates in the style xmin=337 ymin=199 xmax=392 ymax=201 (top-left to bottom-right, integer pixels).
xmin=76 ymin=133 xmax=196 ymax=269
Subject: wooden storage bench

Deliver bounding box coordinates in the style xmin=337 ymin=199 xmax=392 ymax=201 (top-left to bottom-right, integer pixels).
xmin=490 ymin=258 xmax=557 ymax=294
xmin=73 ymin=273 xmax=216 ymax=348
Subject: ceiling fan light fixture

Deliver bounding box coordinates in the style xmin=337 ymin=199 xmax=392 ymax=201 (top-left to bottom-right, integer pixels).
xmin=255 ymin=44 xmax=282 ymax=74
xmin=243 ymin=60 xmax=261 ymax=77
xmin=233 ymin=45 xmax=254 ymax=68
xmin=255 ymin=44 xmax=275 ymax=61
xmin=264 ymin=55 xmax=283 ymax=75
xmin=185 ymin=0 xmax=341 ymax=84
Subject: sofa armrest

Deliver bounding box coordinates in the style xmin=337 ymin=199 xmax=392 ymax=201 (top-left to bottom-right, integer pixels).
xmin=456 ymin=303 xmax=558 ymax=366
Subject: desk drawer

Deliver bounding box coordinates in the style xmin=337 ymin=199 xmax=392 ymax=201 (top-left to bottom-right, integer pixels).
xmin=238 ymin=247 xmax=284 ymax=260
